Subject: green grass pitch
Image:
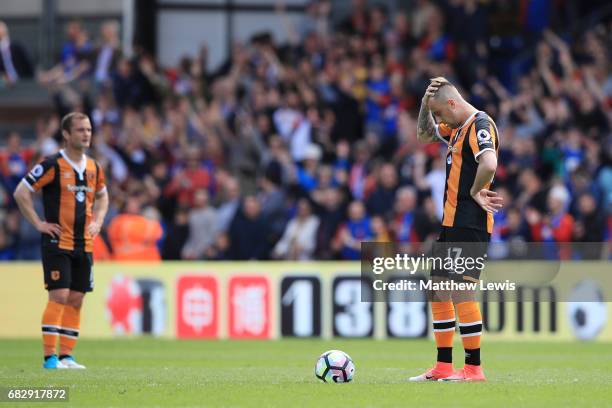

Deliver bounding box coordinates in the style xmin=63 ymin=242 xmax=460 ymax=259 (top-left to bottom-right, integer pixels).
xmin=0 ymin=339 xmax=610 ymax=407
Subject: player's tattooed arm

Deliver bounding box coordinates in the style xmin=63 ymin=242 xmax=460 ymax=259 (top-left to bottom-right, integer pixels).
xmin=416 ymin=100 xmax=437 ymax=143
xmin=417 ymin=79 xmax=443 ymax=143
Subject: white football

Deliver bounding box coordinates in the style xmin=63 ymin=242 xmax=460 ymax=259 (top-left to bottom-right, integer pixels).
xmin=315 ymin=350 xmax=355 ymax=383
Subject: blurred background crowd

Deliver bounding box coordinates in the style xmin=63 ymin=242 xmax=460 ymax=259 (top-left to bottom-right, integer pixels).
xmin=1 ymin=0 xmax=611 ymax=261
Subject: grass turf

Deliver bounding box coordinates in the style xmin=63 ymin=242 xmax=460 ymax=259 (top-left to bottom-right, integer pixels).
xmin=0 ymin=339 xmax=610 ymax=407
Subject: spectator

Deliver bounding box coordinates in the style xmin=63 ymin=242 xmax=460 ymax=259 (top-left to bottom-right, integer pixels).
xmin=215 ymin=176 xmax=241 ymax=234
xmin=366 ymin=163 xmax=398 ymax=217
xmin=258 ymin=176 xmax=287 ymax=242
xmin=181 ymin=189 xmax=217 ymax=260
xmin=365 ymin=58 xmax=392 ymax=142
xmin=411 ymin=0 xmax=437 ymax=39
xmin=60 ymin=20 xmax=91 ymax=72
xmin=161 ymin=207 xmax=189 ymax=260
xmin=516 ymin=169 xmax=548 ymax=213
xmin=92 ymin=235 xmax=112 ymax=261
xmin=339 ymin=0 xmax=370 ymax=35
xmin=296 ymin=144 xmax=322 ymax=193
xmin=0 ymin=132 xmax=34 ymax=201
xmin=0 ymin=21 xmax=33 ymax=83
xmin=329 ymin=77 xmax=364 ymax=144
xmin=346 ymin=141 xmax=371 ymax=201
xmin=573 ymin=193 xmax=605 ymax=258
xmin=413 ymin=195 xmax=440 ymax=243
xmin=390 ymin=186 xmax=418 ymax=244
xmin=94 ymin=20 xmax=121 ymax=85
xmin=164 ymin=147 xmax=211 ymax=207
xmin=227 ymin=195 xmax=270 ymax=260
xmin=273 ymin=90 xmax=312 ymax=161
xmin=273 ymin=199 xmax=319 ymax=260
xmin=502 ymin=207 xmax=532 ymax=243
xmin=38 ymin=20 xmax=92 ymax=85
xmin=34 ymin=114 xmax=61 ymax=157
xmin=314 ymin=187 xmax=346 ymax=259
xmin=112 ymin=58 xmax=146 ymax=108
xmin=528 ymin=184 xmax=575 ymax=259
xmin=91 ymin=92 xmax=120 ymax=130
xmin=334 ymin=200 xmax=373 ymax=260
xmin=371 ymin=215 xmax=391 ymax=242
xmin=107 ymin=197 xmax=163 ymax=261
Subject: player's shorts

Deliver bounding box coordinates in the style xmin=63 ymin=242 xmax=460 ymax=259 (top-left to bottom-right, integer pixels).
xmin=430 ymin=226 xmax=491 ymax=281
xmin=42 ymin=246 xmax=94 ymax=293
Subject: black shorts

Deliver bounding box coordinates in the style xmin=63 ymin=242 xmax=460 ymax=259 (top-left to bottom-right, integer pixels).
xmin=42 ymin=246 xmax=94 ymax=293
xmin=430 ymin=226 xmax=490 ymax=281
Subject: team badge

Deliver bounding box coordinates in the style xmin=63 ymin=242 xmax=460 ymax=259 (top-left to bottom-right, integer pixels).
xmin=51 ymin=270 xmax=60 ymax=281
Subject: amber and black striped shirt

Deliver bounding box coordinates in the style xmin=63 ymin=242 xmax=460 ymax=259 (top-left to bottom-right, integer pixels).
xmin=22 ymin=150 xmax=106 ymax=252
xmin=435 ymin=111 xmax=500 ymax=233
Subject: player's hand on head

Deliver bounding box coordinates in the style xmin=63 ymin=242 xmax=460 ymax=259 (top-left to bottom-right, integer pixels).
xmin=424 ymin=77 xmax=447 ymax=99
xmin=37 ymin=222 xmax=62 ymax=239
xmin=471 ymin=189 xmax=504 ymax=214
xmin=430 ymin=76 xmax=449 ymax=85
xmin=424 ymin=82 xmax=439 ymax=99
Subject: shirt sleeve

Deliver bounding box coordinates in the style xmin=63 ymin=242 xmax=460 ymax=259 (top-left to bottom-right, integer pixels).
xmin=22 ymin=157 xmax=55 ymax=192
xmin=469 ymin=117 xmax=497 ymax=162
xmin=95 ymin=162 xmax=107 ymax=193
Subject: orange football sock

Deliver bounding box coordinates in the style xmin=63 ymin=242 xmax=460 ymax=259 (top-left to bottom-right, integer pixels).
xmin=431 ymin=301 xmax=455 ymax=363
xmin=59 ymin=305 xmax=81 ymax=356
xmin=41 ymin=301 xmax=64 ymax=356
xmin=456 ymin=301 xmax=482 ymax=366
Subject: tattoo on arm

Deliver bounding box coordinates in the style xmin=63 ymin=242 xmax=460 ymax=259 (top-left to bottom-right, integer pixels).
xmin=417 ymin=100 xmax=437 ymax=143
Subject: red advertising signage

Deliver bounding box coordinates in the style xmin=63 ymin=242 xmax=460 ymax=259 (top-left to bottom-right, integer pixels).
xmin=176 ymin=275 xmax=218 ymax=338
xmin=106 ymin=275 xmax=143 ymax=335
xmin=228 ymin=276 xmax=271 ymax=339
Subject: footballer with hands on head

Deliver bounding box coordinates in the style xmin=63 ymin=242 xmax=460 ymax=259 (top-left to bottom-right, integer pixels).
xmin=409 ymin=77 xmax=503 ymax=382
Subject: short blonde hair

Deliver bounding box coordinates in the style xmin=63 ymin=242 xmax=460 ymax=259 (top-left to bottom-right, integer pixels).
xmin=430 ymin=78 xmax=461 ymax=102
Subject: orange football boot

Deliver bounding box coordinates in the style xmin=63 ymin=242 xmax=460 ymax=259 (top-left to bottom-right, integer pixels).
xmin=439 ymin=364 xmax=486 ymax=382
xmin=409 ymin=362 xmax=454 ymax=382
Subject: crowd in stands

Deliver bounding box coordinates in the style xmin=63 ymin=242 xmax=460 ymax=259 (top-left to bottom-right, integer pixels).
xmin=1 ymin=0 xmax=611 ymax=261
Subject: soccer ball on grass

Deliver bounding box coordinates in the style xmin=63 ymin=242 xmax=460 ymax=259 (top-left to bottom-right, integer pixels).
xmin=315 ymin=350 xmax=355 ymax=383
